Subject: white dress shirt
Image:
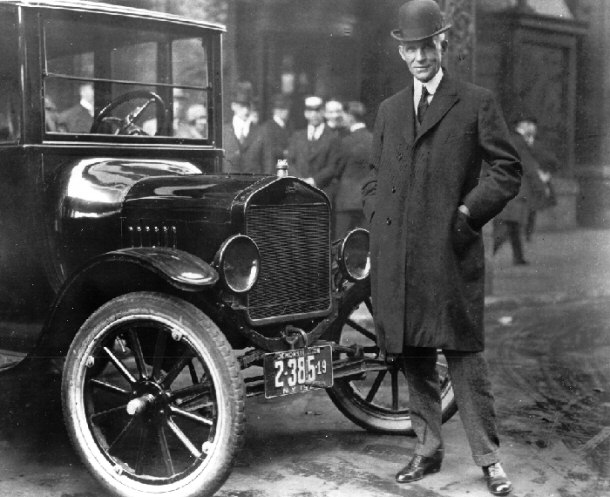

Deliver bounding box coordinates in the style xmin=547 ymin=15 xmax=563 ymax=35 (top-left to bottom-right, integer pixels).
xmin=233 ymin=116 xmax=251 ymax=141
xmin=413 ymin=68 xmax=444 ymax=120
xmin=307 ymin=123 xmax=325 ymax=141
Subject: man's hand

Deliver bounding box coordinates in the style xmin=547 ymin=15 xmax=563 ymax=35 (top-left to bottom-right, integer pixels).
xmin=458 ymin=204 xmax=471 ymax=217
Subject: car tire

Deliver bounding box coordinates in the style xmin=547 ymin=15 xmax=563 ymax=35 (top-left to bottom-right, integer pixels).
xmin=61 ymin=291 xmax=244 ymax=497
xmin=325 ymin=280 xmax=458 ymax=434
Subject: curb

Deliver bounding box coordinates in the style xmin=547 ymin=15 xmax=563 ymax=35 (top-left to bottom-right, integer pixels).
xmin=484 ymin=288 xmax=610 ymax=311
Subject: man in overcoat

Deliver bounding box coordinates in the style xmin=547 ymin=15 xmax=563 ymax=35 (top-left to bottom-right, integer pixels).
xmin=334 ymin=101 xmax=372 ymax=238
xmin=361 ymin=1 xmax=522 ymax=495
xmin=222 ymin=82 xmax=261 ymax=173
xmin=254 ymin=93 xmax=292 ymax=175
xmin=287 ymin=96 xmax=341 ymax=198
xmin=493 ymin=117 xmax=548 ymax=264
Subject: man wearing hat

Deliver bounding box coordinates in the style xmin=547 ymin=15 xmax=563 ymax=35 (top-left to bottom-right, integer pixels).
xmin=222 ymin=81 xmax=261 ymax=173
xmin=287 ymin=95 xmax=340 ymax=196
xmin=493 ymin=113 xmax=549 ymax=264
xmin=361 ymin=1 xmax=522 ymax=495
xmin=252 ymin=93 xmax=292 ymax=175
xmin=334 ymin=101 xmax=372 ymax=238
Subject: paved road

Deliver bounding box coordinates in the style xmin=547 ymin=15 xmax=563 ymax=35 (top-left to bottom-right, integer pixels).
xmin=0 ymin=297 xmax=608 ymax=496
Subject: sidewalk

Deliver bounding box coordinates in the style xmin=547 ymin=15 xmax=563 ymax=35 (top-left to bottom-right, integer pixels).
xmin=486 ymin=227 xmax=610 ymax=309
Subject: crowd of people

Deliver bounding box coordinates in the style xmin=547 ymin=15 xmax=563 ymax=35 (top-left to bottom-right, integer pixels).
xmin=219 ymin=2 xmax=559 ymax=496
xmin=220 ymin=82 xmax=373 ymax=239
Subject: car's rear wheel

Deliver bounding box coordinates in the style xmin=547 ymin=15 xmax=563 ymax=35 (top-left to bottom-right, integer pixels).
xmin=62 ymin=292 xmax=244 ymax=497
xmin=326 ymin=281 xmax=457 ymax=434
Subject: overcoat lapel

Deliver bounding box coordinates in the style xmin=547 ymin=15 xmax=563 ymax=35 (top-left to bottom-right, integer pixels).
xmin=241 ymin=128 xmax=257 ymax=152
xmin=401 ymin=82 xmax=416 ymax=144
xmin=415 ymin=75 xmax=459 ymax=144
xmin=307 ymin=127 xmax=330 ymax=161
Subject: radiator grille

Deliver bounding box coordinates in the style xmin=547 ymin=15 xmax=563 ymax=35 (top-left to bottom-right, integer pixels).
xmin=246 ymin=203 xmax=331 ymax=323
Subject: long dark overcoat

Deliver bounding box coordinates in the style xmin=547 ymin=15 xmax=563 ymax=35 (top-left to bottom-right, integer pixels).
xmin=335 ymin=126 xmax=374 ymax=212
xmin=362 ymin=75 xmax=522 ymax=353
xmin=287 ymin=125 xmax=340 ymax=197
xmin=496 ymin=132 xmax=547 ymax=223
xmin=222 ymin=122 xmax=261 ymax=173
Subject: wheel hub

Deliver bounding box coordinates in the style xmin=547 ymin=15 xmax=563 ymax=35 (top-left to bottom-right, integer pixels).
xmin=127 ymin=380 xmax=166 ymax=417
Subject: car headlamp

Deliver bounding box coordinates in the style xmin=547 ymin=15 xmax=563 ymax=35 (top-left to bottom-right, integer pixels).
xmin=338 ymin=228 xmax=370 ymax=281
xmin=214 ymin=235 xmax=260 ymax=293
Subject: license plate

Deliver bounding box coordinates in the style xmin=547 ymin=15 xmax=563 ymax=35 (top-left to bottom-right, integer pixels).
xmin=263 ymin=345 xmax=333 ymax=398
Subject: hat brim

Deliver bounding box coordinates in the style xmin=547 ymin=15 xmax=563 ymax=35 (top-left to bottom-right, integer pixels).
xmin=391 ymin=24 xmax=451 ymax=42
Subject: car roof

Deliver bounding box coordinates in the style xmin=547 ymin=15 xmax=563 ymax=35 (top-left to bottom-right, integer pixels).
xmin=0 ymin=0 xmax=226 ymax=32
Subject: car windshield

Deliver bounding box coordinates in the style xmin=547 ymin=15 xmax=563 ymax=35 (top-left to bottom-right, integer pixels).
xmin=43 ymin=12 xmax=211 ymax=141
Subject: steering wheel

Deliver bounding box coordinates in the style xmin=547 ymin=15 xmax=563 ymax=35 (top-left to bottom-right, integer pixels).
xmin=90 ymin=90 xmax=167 ymax=135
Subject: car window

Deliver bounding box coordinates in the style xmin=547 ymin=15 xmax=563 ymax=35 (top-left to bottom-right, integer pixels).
xmin=43 ymin=13 xmax=211 ymax=141
xmin=0 ymin=7 xmax=20 ymax=143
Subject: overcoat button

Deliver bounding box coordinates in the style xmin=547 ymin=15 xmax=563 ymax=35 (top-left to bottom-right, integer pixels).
xmin=386 ymin=217 xmax=392 ymax=225
xmin=391 ymin=186 xmax=396 ymax=193
xmin=397 ymin=153 xmax=403 ymax=160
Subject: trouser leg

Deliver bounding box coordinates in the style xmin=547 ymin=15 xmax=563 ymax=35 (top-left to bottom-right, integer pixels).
xmin=507 ymin=221 xmax=525 ymax=262
xmin=402 ymin=346 xmax=443 ymax=457
xmin=444 ymin=350 xmax=500 ymax=467
xmin=525 ymin=210 xmax=536 ymax=241
xmin=492 ymin=219 xmax=508 ymax=254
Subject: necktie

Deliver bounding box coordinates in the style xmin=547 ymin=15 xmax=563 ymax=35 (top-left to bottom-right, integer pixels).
xmin=417 ymin=86 xmax=430 ymax=125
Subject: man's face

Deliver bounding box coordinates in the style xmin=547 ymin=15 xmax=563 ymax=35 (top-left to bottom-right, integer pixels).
xmin=275 ymin=108 xmax=290 ymax=123
xmin=304 ymin=108 xmax=324 ymax=127
xmin=516 ymin=121 xmax=537 ymax=146
xmin=231 ymin=102 xmax=251 ymax=121
xmin=325 ymin=101 xmax=344 ymax=128
xmin=399 ymin=37 xmax=444 ymax=83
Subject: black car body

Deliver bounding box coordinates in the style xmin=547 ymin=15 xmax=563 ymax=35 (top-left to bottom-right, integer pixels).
xmin=0 ymin=2 xmax=454 ymax=497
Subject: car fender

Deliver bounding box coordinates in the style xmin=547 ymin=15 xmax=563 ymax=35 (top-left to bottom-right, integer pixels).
xmin=32 ymin=247 xmax=218 ymax=359
xmin=95 ymin=247 xmax=219 ymax=290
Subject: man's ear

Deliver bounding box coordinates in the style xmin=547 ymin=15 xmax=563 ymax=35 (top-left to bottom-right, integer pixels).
xmin=441 ymin=40 xmax=449 ymax=52
xmin=398 ymin=45 xmax=407 ymax=61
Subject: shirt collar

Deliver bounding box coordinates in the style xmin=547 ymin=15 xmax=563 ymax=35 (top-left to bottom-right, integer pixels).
xmin=233 ymin=115 xmax=251 ymax=135
xmin=350 ymin=122 xmax=366 ymax=133
xmin=273 ymin=115 xmax=286 ymax=128
xmin=308 ymin=123 xmax=325 ymax=140
xmin=414 ymin=67 xmax=444 ymax=102
xmin=80 ymin=98 xmax=94 ymax=116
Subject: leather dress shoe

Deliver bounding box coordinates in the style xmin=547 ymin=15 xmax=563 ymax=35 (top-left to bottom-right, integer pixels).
xmin=483 ymin=463 xmax=512 ymax=496
xmin=395 ymin=450 xmax=443 ymax=483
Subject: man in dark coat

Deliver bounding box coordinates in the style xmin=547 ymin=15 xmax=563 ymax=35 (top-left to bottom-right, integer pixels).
xmin=493 ymin=121 xmax=548 ymax=264
xmin=361 ymin=1 xmax=522 ymax=495
xmin=59 ymin=82 xmax=94 ymax=133
xmin=287 ymin=96 xmax=340 ymax=198
xmin=222 ymin=82 xmax=261 ymax=173
xmin=254 ymin=93 xmax=292 ymax=175
xmin=334 ymin=101 xmax=372 ymax=238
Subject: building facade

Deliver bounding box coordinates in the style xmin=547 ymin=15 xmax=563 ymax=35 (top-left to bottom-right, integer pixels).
xmin=111 ymin=0 xmax=610 ymax=228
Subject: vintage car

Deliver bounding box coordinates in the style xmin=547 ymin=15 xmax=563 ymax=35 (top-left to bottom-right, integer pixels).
xmin=0 ymin=1 xmax=456 ymax=496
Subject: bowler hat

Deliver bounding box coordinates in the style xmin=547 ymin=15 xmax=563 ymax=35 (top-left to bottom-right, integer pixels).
xmin=270 ymin=93 xmax=290 ymax=110
xmin=510 ymin=110 xmax=538 ymax=126
xmin=232 ymin=81 xmax=254 ymax=105
xmin=346 ymin=101 xmax=366 ymax=120
xmin=391 ymin=0 xmax=451 ymax=42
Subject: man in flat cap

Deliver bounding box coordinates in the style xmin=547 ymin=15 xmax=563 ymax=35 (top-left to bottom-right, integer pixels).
xmin=287 ymin=95 xmax=340 ymax=197
xmin=361 ymin=0 xmax=522 ymax=494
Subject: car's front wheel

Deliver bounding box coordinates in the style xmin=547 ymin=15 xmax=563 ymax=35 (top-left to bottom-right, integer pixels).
xmin=326 ymin=281 xmax=457 ymax=434
xmin=62 ymin=292 xmax=244 ymax=497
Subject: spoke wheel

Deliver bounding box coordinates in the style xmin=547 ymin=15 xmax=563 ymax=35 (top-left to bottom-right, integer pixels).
xmin=326 ymin=281 xmax=457 ymax=434
xmin=62 ymin=292 xmax=244 ymax=497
